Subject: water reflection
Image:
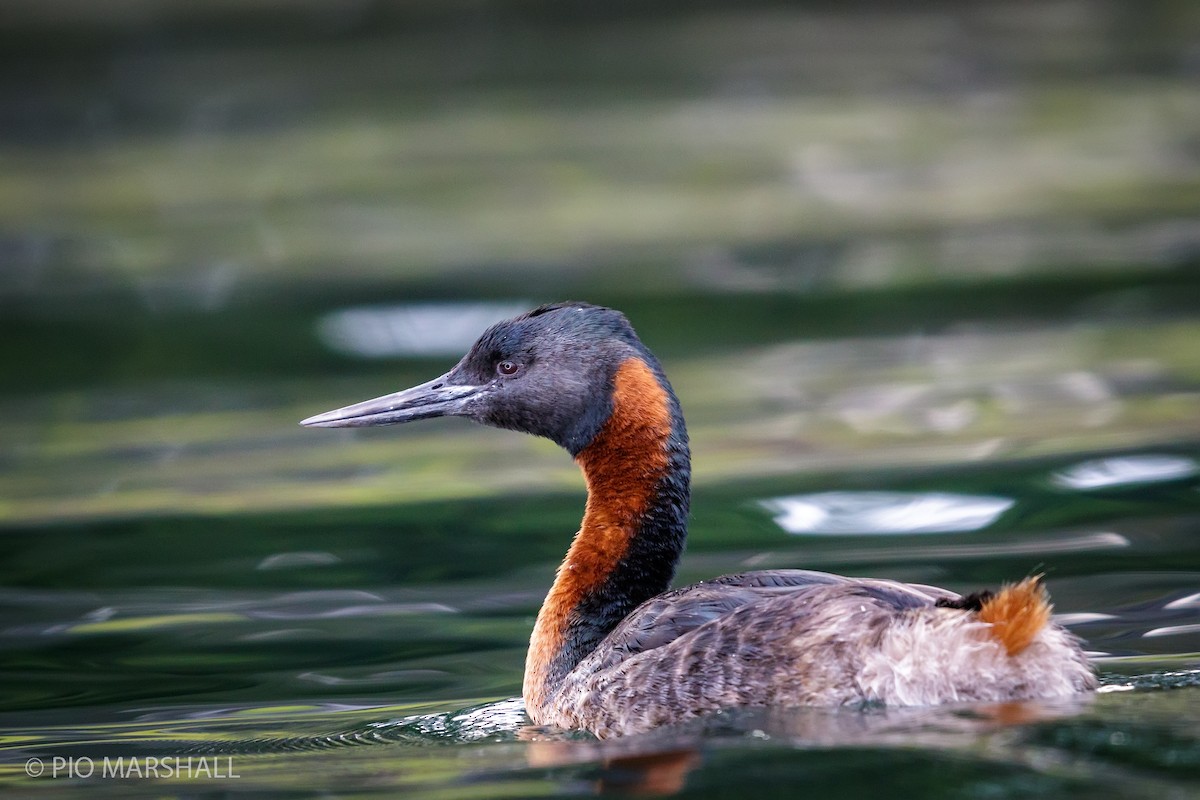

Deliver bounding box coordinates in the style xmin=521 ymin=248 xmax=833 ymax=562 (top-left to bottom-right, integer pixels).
xmin=761 ymin=491 xmax=1014 ymax=535
xmin=316 ymin=301 xmax=531 ymax=358
xmin=1052 ymin=454 xmax=1200 ymax=490
xmin=1143 ymin=624 xmax=1200 ymax=640
xmin=8 ymin=588 xmax=462 ymax=637
xmin=1164 ymin=592 xmax=1200 ymax=610
xmin=257 ymin=551 xmax=341 ymax=570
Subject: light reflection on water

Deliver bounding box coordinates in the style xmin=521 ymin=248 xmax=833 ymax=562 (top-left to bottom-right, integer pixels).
xmin=317 ymin=301 xmax=532 ymax=358
xmin=1052 ymin=454 xmax=1200 ymax=491
xmin=761 ymin=491 xmax=1015 ymax=534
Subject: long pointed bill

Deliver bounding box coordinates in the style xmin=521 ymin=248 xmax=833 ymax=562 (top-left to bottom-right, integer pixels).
xmin=300 ymin=374 xmax=483 ymax=428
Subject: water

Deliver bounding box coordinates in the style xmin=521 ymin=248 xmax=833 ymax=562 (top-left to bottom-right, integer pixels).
xmin=2 ymin=297 xmax=1199 ymax=796
xmin=3 ymin=1 xmax=1200 ymax=796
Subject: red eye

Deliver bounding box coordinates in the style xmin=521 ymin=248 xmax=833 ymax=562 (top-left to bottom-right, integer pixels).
xmin=497 ymin=360 xmax=520 ymax=376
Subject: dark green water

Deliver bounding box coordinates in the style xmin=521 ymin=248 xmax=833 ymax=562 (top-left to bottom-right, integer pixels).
xmin=3 ymin=1 xmax=1200 ymax=797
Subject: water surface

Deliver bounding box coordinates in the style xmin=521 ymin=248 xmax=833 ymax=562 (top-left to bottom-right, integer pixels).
xmin=2 ymin=1 xmax=1200 ymax=797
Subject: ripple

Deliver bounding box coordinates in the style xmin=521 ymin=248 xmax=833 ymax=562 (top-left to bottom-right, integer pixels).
xmin=1165 ymin=593 xmax=1200 ymax=610
xmin=370 ymin=697 xmax=529 ymax=743
xmin=256 ymin=551 xmax=342 ymax=570
xmin=1143 ymin=624 xmax=1200 ymax=639
xmin=1097 ymin=669 xmax=1200 ymax=692
xmin=169 ymin=699 xmax=529 ymax=755
xmin=761 ymin=491 xmax=1015 ymax=535
xmin=239 ymin=590 xmax=458 ymax=620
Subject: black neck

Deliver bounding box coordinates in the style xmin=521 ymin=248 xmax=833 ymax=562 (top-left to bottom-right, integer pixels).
xmin=547 ymin=429 xmax=690 ymax=684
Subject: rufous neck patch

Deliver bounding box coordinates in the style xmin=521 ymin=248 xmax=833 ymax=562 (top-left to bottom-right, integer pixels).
xmin=524 ymin=357 xmax=674 ymax=712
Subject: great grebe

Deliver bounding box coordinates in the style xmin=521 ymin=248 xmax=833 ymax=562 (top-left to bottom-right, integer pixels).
xmin=301 ymin=302 xmax=1095 ymax=737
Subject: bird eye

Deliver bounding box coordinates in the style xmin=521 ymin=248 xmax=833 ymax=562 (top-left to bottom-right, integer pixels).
xmin=496 ymin=360 xmax=520 ymax=376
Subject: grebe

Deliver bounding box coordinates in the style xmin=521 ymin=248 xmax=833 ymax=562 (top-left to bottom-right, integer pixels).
xmin=301 ymin=302 xmax=1095 ymax=738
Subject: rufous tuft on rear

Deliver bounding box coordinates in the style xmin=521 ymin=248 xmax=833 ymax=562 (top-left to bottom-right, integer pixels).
xmin=979 ymin=576 xmax=1053 ymax=657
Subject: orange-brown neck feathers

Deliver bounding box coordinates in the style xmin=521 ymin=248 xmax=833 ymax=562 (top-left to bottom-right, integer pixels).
xmin=979 ymin=577 xmax=1052 ymax=656
xmin=573 ymin=357 xmax=674 ymax=577
xmin=524 ymin=357 xmax=674 ymax=712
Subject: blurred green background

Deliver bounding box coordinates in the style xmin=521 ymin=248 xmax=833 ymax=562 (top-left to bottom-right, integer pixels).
xmin=1 ymin=3 xmax=1200 ymax=797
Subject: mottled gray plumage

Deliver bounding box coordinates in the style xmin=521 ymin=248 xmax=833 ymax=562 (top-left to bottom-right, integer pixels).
xmin=538 ymin=569 xmax=1093 ymax=737
xmin=580 ymin=570 xmax=952 ymax=672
